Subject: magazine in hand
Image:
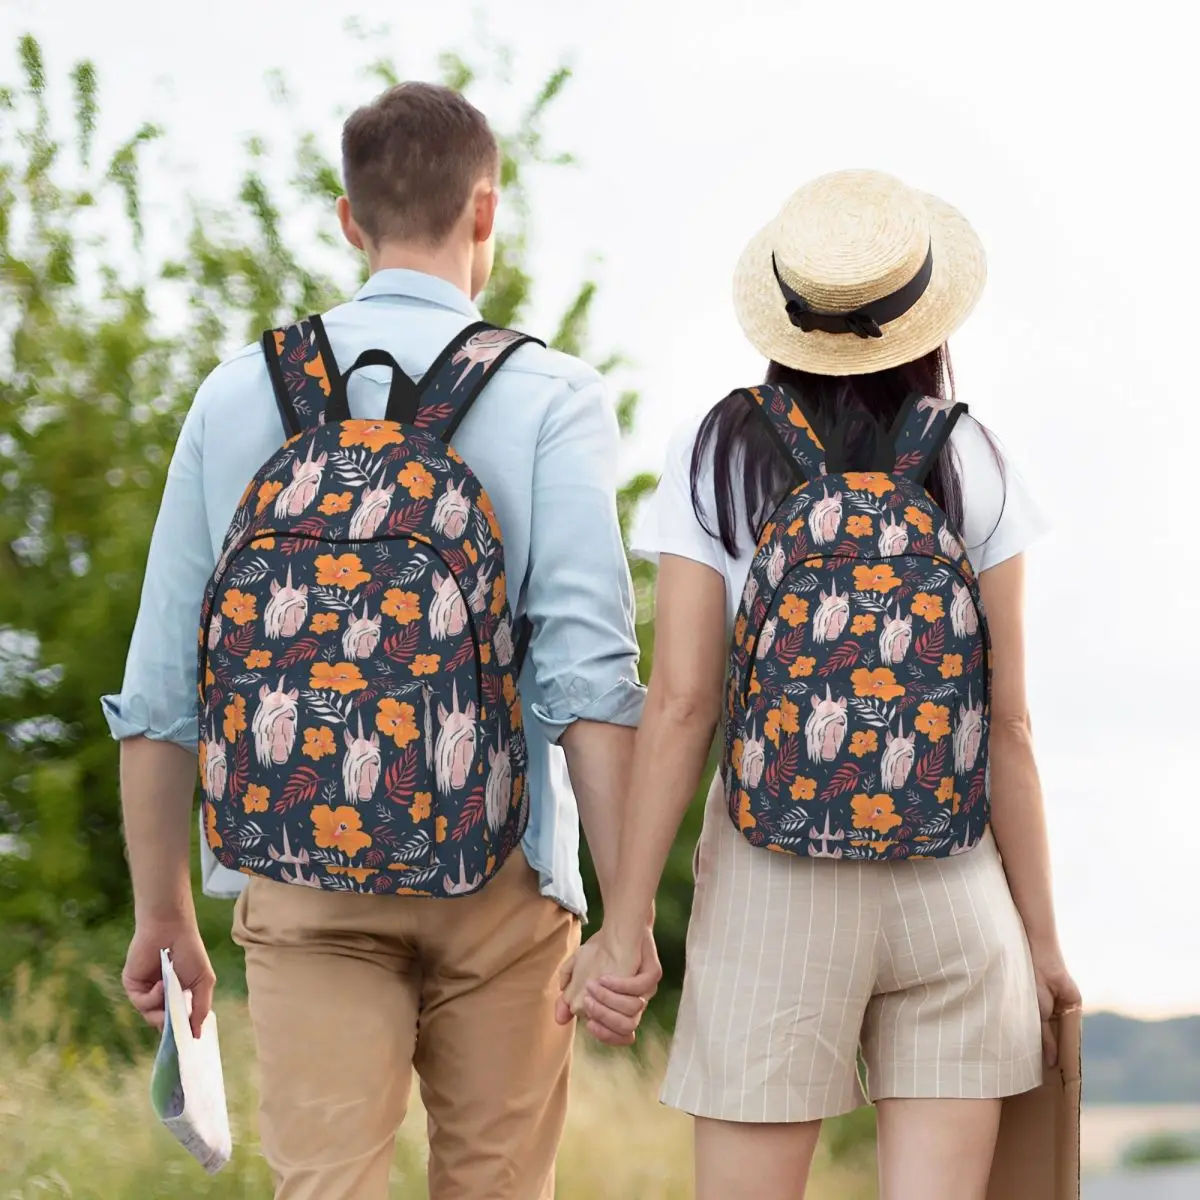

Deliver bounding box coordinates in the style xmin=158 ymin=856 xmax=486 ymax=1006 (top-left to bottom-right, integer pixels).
xmin=149 ymin=948 xmax=232 ymax=1174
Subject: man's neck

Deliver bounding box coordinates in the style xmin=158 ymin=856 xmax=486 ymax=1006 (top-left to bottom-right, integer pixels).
xmin=366 ymin=242 xmax=473 ymax=300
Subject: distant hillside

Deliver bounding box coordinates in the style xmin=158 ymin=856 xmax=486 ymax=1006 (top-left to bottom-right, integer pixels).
xmin=1085 ymin=1013 xmax=1200 ymax=1104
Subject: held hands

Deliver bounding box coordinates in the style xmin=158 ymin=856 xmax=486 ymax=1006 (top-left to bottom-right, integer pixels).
xmin=555 ymin=925 xmax=661 ymax=1047
xmin=122 ymin=918 xmax=215 ymax=1041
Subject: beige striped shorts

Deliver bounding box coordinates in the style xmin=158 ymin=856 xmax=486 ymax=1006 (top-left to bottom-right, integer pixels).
xmin=661 ymin=778 xmax=1043 ymax=1123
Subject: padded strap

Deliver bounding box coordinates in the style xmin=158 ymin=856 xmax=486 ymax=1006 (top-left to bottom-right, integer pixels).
xmin=413 ymin=322 xmax=543 ymax=443
xmin=739 ymin=384 xmax=826 ymax=484
xmin=262 ymin=315 xmax=342 ymax=438
xmin=889 ymin=393 xmax=968 ymax=485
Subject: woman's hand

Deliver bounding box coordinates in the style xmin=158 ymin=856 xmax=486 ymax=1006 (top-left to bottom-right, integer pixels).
xmin=1031 ymin=945 xmax=1081 ymax=1066
xmin=555 ymin=926 xmax=660 ymax=1046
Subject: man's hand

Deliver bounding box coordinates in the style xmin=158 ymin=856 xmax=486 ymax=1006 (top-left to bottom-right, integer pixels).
xmin=555 ymin=925 xmax=660 ymax=1047
xmin=123 ymin=919 xmax=215 ymax=1040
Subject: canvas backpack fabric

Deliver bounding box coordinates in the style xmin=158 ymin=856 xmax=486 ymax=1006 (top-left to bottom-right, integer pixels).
xmin=723 ymin=384 xmax=991 ymax=861
xmin=197 ymin=316 xmax=541 ymax=898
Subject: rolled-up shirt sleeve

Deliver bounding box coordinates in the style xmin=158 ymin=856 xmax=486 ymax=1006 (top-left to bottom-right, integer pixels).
xmin=523 ymin=375 xmax=646 ymax=741
xmin=101 ymin=392 xmax=217 ymax=750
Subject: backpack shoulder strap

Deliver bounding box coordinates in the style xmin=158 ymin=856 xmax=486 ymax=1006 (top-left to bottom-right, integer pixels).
xmin=888 ymin=392 xmax=968 ymax=486
xmin=737 ymin=383 xmax=826 ymax=484
xmin=261 ymin=314 xmax=343 ymax=438
xmin=412 ymin=322 xmax=544 ymax=443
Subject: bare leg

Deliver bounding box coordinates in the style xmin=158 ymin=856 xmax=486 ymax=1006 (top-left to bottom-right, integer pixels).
xmin=876 ymin=1098 xmax=1001 ymax=1200
xmin=694 ymin=1116 xmax=823 ymax=1200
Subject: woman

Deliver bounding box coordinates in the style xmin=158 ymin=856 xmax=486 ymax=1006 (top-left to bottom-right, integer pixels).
xmin=561 ymin=170 xmax=1080 ymax=1200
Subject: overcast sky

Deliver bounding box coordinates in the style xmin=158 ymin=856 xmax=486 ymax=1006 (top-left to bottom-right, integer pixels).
xmin=3 ymin=0 xmax=1195 ymax=1017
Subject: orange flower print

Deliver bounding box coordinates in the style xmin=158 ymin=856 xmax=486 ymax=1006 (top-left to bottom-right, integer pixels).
xmin=490 ymin=573 xmax=506 ymax=617
xmin=850 ymin=667 xmax=905 ymax=701
xmin=503 ymin=674 xmax=517 ymax=705
xmin=302 ymin=726 xmax=336 ymax=760
xmin=843 ymin=472 xmax=894 ymax=497
xmin=764 ymin=708 xmax=781 ymax=746
xmin=731 ymin=738 xmax=744 ymax=777
xmin=846 ymin=515 xmax=873 ymax=537
xmin=309 ymin=661 xmax=367 ymax=694
xmin=915 ymin=702 xmax=951 ymax=742
xmin=779 ymin=695 xmax=800 ymax=735
xmin=315 ymin=553 xmax=371 ymax=590
xmin=851 ymin=792 xmax=902 ymax=834
xmin=761 ymin=522 xmax=777 ymax=543
xmin=311 ymin=612 xmax=340 ymax=634
xmin=381 ymin=589 xmax=421 ymax=624
xmin=787 ymin=517 xmax=805 ymax=536
xmin=478 ymin=491 xmax=502 ymax=538
xmin=319 ymin=491 xmax=353 ymax=515
xmin=904 ymin=505 xmax=933 ymax=535
xmin=849 ymin=730 xmax=878 ymax=758
xmin=734 ymin=615 xmax=747 ymax=646
xmin=410 ymin=654 xmax=440 ymax=677
xmin=939 ymin=654 xmax=963 ymax=679
xmin=911 ymin=592 xmax=945 ymax=622
xmin=410 ymin=791 xmax=432 ymax=823
xmin=435 ymin=816 xmax=448 ymax=843
xmin=242 ymin=784 xmax=270 ymax=813
xmin=789 ymin=656 xmax=816 ymax=678
xmin=303 ymin=354 xmax=331 ymax=397
xmin=204 ymin=802 xmax=221 ymax=849
xmin=790 ymin=776 xmax=817 ymax=802
xmin=749 ymin=674 xmax=762 ymax=696
xmin=376 ymin=699 xmax=419 ymax=749
xmin=339 ymin=419 xmax=404 ymax=452
xmin=398 ymin=461 xmax=435 ymax=500
xmin=256 ymin=480 xmax=282 ymax=514
xmin=221 ymin=589 xmax=257 ymax=626
xmin=325 ymin=864 xmax=377 ymax=884
xmin=223 ymin=695 xmax=247 ymax=742
xmin=852 ymin=563 xmax=901 ymax=593
xmin=311 ymin=804 xmax=372 ymax=858
xmin=851 ymin=614 xmax=876 ymax=635
xmin=463 ymin=540 xmax=479 ymax=564
xmin=245 ymin=649 xmax=272 ymax=669
xmin=779 ymin=595 xmax=809 ymax=626
xmin=786 ymin=401 xmax=822 ymax=446
xmin=480 ymin=643 xmax=492 ymax=664
xmin=935 ymin=776 xmax=955 ymax=804
xmin=737 ymin=789 xmax=756 ymax=831
xmin=251 ymin=537 xmax=275 ymax=550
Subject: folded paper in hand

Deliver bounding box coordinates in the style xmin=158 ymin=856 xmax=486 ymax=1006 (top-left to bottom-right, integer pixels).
xmin=149 ymin=948 xmax=232 ymax=1174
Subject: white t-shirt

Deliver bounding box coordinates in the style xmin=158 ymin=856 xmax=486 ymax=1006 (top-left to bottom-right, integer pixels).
xmin=631 ymin=410 xmax=1048 ymax=625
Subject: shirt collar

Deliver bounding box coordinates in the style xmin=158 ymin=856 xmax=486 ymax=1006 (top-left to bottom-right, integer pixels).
xmin=353 ymin=268 xmax=481 ymax=319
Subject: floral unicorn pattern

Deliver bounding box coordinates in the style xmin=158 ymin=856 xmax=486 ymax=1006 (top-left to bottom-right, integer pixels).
xmin=724 ymin=384 xmax=991 ymax=861
xmin=199 ymin=316 xmax=539 ymax=897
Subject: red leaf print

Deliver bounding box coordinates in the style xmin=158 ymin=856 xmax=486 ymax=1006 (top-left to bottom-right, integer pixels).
xmin=453 ymin=787 xmax=486 ymax=840
xmin=281 ymin=537 xmax=320 ymax=556
xmin=786 ymin=533 xmax=811 ymax=565
xmin=964 ymin=769 xmax=987 ymax=812
xmin=442 ymin=548 xmax=469 ymax=575
xmin=292 ymin=517 xmax=327 ymax=538
xmin=912 ymin=535 xmax=936 ymax=556
xmin=415 ymin=403 xmax=454 ymax=430
xmin=228 ymin=735 xmax=250 ymax=799
xmin=819 ymin=762 xmax=861 ymax=801
xmin=446 ymin=637 xmax=475 ymax=673
xmin=967 ymin=640 xmax=983 ymax=674
xmin=894 ymin=450 xmax=923 ymax=473
xmin=914 ymin=623 xmax=945 ymax=664
xmin=277 ymin=637 xmax=322 ymax=668
xmin=384 ymin=625 xmax=420 ymax=664
xmin=764 ymin=757 xmax=778 ymax=791
xmin=275 ymin=766 xmax=321 ymax=812
xmin=778 ymin=737 xmax=799 ymax=782
xmin=365 ymin=848 xmax=387 ymax=868
xmin=384 ymin=747 xmax=419 ymax=804
xmin=223 ymin=625 xmax=256 ymax=658
xmin=386 ymin=502 xmax=430 ymax=535
xmin=915 ymin=741 xmax=947 ymax=789
xmin=833 ymin=539 xmax=860 ymax=558
xmin=773 ymin=628 xmax=807 ymax=664
xmin=482 ymin=671 xmax=502 ymax=708
xmin=818 ymin=641 xmax=860 ymax=676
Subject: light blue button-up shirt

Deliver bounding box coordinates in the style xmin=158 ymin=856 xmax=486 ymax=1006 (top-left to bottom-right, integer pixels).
xmin=102 ymin=269 xmax=645 ymax=917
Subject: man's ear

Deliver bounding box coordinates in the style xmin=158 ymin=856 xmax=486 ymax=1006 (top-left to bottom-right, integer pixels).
xmin=337 ymin=195 xmax=366 ymax=251
xmin=473 ymin=180 xmax=498 ymax=245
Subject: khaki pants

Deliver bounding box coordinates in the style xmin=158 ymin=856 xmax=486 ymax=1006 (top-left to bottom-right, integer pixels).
xmin=232 ymin=851 xmax=580 ymax=1200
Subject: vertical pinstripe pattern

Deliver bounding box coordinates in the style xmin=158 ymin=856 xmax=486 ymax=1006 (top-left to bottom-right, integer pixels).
xmin=660 ymin=780 xmax=1043 ymax=1122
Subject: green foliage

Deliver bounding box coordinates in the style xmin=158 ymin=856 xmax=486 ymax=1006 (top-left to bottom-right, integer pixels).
xmin=1122 ymin=1131 xmax=1200 ymax=1169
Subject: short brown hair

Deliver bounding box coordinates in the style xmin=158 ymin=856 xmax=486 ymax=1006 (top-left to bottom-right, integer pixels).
xmin=341 ymin=82 xmax=499 ymax=246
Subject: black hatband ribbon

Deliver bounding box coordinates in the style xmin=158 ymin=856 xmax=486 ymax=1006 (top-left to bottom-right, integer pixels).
xmin=771 ymin=243 xmax=934 ymax=339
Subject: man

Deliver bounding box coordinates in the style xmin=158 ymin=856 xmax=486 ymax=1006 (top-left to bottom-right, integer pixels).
xmin=105 ymin=81 xmax=659 ymax=1200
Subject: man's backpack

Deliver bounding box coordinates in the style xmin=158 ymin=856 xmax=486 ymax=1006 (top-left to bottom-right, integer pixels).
xmin=723 ymin=384 xmax=990 ymax=860
xmin=197 ymin=316 xmax=540 ymax=897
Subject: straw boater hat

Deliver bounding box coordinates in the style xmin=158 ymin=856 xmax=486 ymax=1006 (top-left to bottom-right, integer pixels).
xmin=732 ymin=169 xmax=986 ymax=376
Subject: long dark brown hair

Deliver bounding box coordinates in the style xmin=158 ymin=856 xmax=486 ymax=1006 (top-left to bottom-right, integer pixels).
xmin=690 ymin=346 xmax=1003 ymax=556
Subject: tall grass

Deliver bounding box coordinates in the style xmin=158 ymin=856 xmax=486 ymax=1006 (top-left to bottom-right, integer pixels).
xmin=0 ymin=964 xmax=877 ymax=1198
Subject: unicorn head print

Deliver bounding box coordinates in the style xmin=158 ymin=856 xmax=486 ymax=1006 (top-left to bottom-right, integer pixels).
xmin=805 ymin=685 xmax=848 ymax=762
xmin=485 ymin=737 xmax=512 ymax=834
xmin=202 ymin=722 xmax=227 ymax=802
xmin=954 ymin=688 xmax=985 ymax=773
xmin=812 ymin=579 xmax=850 ymax=644
xmin=879 ymin=718 xmax=916 ymax=790
xmin=879 ymin=601 xmax=913 ymax=666
xmin=432 ymin=480 xmax=471 ymax=540
xmin=347 ymin=481 xmax=395 ymax=541
xmin=435 ymin=681 xmax=477 ymax=792
xmin=274 ymin=442 xmax=327 ymax=518
xmin=342 ymin=713 xmax=382 ymax=803
xmin=468 ymin=563 xmax=494 ymax=615
xmin=950 ymin=581 xmax=978 ymax=638
xmin=264 ymin=566 xmax=309 ymax=639
xmin=450 ymin=329 xmax=520 ymax=389
xmin=878 ymin=510 xmax=909 ymax=557
xmin=341 ymin=601 xmax=381 ymax=660
xmin=809 ymin=484 xmax=843 ymax=546
xmin=739 ymin=721 xmax=765 ymax=788
xmin=428 ymin=571 xmax=468 ymax=640
xmin=252 ymin=677 xmax=299 ymax=767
